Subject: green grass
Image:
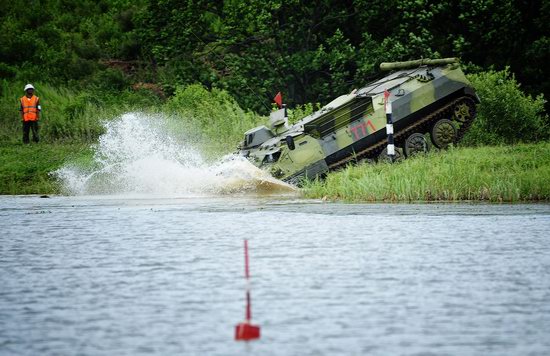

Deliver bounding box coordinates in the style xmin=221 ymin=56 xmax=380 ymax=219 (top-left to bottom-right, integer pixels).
xmin=303 ymin=142 xmax=550 ymax=202
xmin=162 ymin=84 xmax=266 ymax=158
xmin=0 ymin=80 xmax=164 ymax=143
xmin=0 ymin=143 xmax=92 ymax=194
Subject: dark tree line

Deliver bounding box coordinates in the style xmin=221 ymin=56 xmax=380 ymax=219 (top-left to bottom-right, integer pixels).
xmin=137 ymin=0 xmax=549 ymax=112
xmin=1 ymin=0 xmax=548 ymax=114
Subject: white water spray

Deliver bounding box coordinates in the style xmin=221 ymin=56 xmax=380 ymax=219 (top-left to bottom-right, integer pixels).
xmin=55 ymin=112 xmax=295 ymax=196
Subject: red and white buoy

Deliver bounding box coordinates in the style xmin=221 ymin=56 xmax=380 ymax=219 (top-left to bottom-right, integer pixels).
xmin=235 ymin=239 xmax=261 ymax=341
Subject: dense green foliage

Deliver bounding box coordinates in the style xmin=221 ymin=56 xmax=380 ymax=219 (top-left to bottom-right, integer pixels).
xmin=163 ymin=84 xmax=265 ymax=157
xmin=463 ymin=69 xmax=549 ymax=145
xmin=303 ymin=142 xmax=550 ymax=202
xmin=0 ymin=0 xmax=144 ymax=85
xmin=137 ymin=0 xmax=550 ymax=113
xmin=1 ymin=0 xmax=548 ymax=114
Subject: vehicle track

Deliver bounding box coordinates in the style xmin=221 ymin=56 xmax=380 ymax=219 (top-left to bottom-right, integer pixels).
xmin=327 ymin=96 xmax=477 ymax=170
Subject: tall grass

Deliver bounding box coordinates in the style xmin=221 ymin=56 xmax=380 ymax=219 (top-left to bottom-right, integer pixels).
xmin=303 ymin=143 xmax=550 ymax=202
xmin=0 ymin=80 xmax=163 ymax=143
xmin=1 ymin=80 xmax=265 ymax=152
xmin=163 ymin=84 xmax=266 ymax=157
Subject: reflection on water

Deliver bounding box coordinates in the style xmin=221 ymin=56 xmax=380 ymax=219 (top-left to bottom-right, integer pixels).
xmin=1 ymin=196 xmax=549 ymax=355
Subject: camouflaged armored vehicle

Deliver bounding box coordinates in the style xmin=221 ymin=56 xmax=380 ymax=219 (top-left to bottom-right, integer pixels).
xmin=238 ymin=58 xmax=479 ymax=184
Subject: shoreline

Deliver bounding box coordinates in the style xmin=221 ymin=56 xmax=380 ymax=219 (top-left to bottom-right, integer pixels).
xmin=1 ymin=142 xmax=549 ymax=201
xmin=303 ymin=142 xmax=550 ymax=203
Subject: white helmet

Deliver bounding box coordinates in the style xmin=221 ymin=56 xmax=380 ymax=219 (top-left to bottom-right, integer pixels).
xmin=24 ymin=84 xmax=35 ymax=91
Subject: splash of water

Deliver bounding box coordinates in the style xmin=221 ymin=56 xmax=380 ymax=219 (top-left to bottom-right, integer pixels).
xmin=55 ymin=112 xmax=295 ymax=196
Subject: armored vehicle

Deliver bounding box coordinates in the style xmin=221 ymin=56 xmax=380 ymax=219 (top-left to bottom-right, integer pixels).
xmin=238 ymin=58 xmax=479 ymax=184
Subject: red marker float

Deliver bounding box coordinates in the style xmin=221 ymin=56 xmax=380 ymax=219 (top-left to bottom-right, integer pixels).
xmin=235 ymin=239 xmax=261 ymax=341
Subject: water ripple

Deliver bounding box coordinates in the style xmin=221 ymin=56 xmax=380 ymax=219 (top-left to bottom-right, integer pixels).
xmin=1 ymin=197 xmax=549 ymax=355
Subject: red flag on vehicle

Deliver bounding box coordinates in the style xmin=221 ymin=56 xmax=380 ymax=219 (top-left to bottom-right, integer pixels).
xmin=273 ymin=92 xmax=282 ymax=108
xmin=384 ymin=89 xmax=390 ymax=111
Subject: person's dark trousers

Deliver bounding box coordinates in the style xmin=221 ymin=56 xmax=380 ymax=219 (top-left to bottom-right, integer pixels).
xmin=22 ymin=121 xmax=39 ymax=144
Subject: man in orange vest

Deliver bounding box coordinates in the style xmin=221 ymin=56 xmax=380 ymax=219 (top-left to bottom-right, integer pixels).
xmin=20 ymin=84 xmax=41 ymax=144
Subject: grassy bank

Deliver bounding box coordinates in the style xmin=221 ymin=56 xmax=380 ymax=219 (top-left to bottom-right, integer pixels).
xmin=303 ymin=142 xmax=550 ymax=202
xmin=1 ymin=80 xmax=549 ymax=199
xmin=0 ymin=143 xmax=92 ymax=194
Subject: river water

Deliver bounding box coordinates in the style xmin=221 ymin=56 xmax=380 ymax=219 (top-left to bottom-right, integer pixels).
xmin=1 ymin=196 xmax=549 ymax=356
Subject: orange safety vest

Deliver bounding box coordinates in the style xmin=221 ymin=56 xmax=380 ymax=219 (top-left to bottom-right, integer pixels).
xmin=20 ymin=95 xmax=40 ymax=121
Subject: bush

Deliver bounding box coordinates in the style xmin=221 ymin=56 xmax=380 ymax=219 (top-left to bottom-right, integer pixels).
xmin=287 ymin=102 xmax=321 ymax=125
xmin=89 ymin=68 xmax=129 ymax=91
xmin=0 ymin=63 xmax=16 ymax=79
xmin=464 ymin=68 xmax=549 ymax=145
xmin=164 ymin=84 xmax=265 ymax=157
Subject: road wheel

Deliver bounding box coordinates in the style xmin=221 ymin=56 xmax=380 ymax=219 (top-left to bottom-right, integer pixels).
xmin=431 ymin=119 xmax=457 ymax=149
xmin=454 ymin=102 xmax=473 ymax=122
xmin=404 ymin=133 xmax=429 ymax=157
